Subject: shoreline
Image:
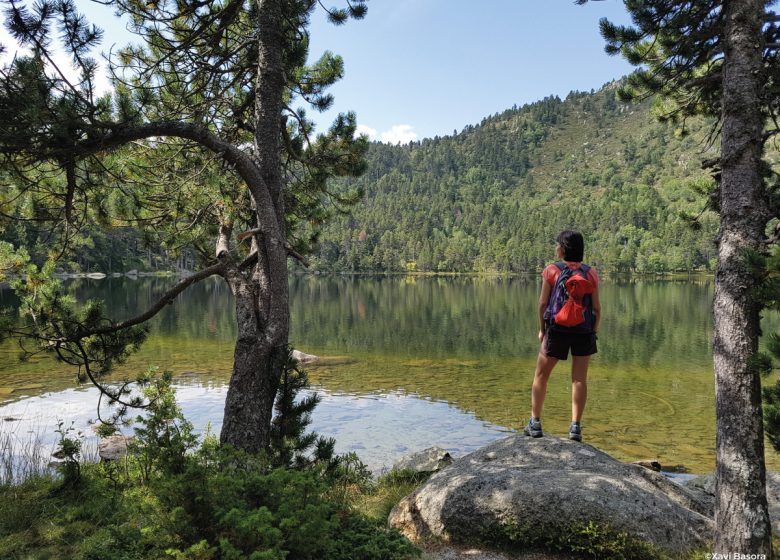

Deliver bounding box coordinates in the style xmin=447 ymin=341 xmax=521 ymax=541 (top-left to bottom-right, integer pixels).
xmin=11 ymin=269 xmax=715 ymax=280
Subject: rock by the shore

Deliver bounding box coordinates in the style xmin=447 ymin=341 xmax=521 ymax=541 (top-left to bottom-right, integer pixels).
xmin=388 ymin=435 xmax=713 ymax=554
xmin=684 ymin=470 xmax=780 ymax=534
xmin=98 ymin=434 xmax=134 ymax=461
xmin=682 ymin=473 xmax=715 ymax=500
xmin=392 ymin=446 xmax=454 ymax=474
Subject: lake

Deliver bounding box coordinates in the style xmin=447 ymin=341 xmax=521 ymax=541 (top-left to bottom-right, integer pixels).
xmin=1 ymin=274 xmax=778 ymax=475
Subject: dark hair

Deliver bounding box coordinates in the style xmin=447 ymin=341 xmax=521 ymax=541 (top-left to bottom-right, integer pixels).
xmin=557 ymin=230 xmax=584 ymax=262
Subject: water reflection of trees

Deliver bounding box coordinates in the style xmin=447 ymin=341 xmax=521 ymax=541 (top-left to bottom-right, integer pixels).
xmin=6 ymin=275 xmax=780 ymax=470
xmin=288 ymin=275 xmax=717 ymax=370
xmin=0 ymin=275 xmax=751 ymax=371
xmin=73 ymin=277 xmax=238 ymax=341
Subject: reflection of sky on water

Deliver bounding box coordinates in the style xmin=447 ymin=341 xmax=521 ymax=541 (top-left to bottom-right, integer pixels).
xmin=0 ymin=382 xmax=511 ymax=475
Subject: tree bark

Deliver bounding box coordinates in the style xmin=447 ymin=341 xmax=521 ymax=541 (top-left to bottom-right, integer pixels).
xmin=220 ymin=271 xmax=285 ymax=453
xmin=219 ymin=0 xmax=289 ymax=452
xmin=714 ymin=0 xmax=772 ymax=555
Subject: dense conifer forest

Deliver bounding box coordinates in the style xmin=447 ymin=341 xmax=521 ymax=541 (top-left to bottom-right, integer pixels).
xmin=2 ymin=83 xmax=726 ymax=274
xmin=312 ymin=84 xmax=722 ymax=274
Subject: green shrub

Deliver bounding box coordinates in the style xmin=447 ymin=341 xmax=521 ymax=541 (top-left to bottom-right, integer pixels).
xmin=0 ymin=368 xmax=421 ymax=560
xmin=328 ymin=514 xmax=422 ymax=560
xmin=130 ymin=370 xmax=198 ymax=482
xmin=53 ymin=420 xmax=84 ymax=486
xmin=77 ymin=524 xmax=147 ymax=560
xmin=269 ymin=346 xmax=340 ymax=472
xmin=145 ymin=447 xmax=419 ymax=559
xmin=562 ymin=520 xmax=663 ymax=560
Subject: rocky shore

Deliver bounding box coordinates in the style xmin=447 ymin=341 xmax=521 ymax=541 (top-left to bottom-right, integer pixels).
xmin=385 ymin=436 xmax=780 ymax=558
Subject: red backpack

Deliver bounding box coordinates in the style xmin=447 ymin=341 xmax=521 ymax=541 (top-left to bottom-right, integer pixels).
xmin=543 ymin=262 xmax=596 ymax=332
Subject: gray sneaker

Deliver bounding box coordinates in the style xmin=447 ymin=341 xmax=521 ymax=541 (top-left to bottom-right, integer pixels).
xmin=523 ymin=417 xmax=543 ymax=438
xmin=569 ymin=422 xmax=582 ymax=442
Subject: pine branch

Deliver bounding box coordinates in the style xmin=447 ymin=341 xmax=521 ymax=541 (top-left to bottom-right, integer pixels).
xmin=76 ymin=260 xmax=226 ymax=338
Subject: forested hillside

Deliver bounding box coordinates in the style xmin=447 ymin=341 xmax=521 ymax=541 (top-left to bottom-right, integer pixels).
xmin=312 ymin=84 xmax=721 ymax=273
xmin=0 ymin=83 xmax=723 ymax=275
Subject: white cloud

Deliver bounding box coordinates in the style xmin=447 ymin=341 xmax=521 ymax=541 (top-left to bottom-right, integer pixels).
xmin=381 ymin=124 xmax=417 ymax=145
xmin=355 ymin=124 xmax=378 ymax=140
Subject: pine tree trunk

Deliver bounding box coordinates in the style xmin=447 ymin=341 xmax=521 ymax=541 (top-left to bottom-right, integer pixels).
xmin=218 ymin=0 xmax=290 ymax=453
xmin=220 ymin=275 xmax=286 ymax=452
xmin=714 ymin=0 xmax=772 ymax=555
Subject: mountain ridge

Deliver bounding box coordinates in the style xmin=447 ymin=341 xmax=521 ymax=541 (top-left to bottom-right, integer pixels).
xmin=312 ymin=82 xmax=720 ymax=274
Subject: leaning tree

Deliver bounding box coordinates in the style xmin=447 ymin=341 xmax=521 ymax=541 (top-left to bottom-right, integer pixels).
xmin=578 ymin=0 xmax=780 ymax=554
xmin=0 ymin=0 xmax=368 ymax=452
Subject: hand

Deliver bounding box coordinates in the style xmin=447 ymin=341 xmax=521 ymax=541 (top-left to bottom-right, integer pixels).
xmin=538 ymin=330 xmax=545 ymax=344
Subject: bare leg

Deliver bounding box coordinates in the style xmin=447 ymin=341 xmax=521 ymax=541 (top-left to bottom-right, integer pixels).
xmin=571 ymin=355 xmax=590 ymax=422
xmin=531 ymin=345 xmax=559 ymax=419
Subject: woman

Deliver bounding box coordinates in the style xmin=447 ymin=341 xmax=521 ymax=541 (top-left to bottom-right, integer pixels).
xmin=524 ymin=230 xmax=601 ymax=442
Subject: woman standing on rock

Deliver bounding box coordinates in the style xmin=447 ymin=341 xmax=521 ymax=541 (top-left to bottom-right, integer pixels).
xmin=524 ymin=230 xmax=600 ymax=442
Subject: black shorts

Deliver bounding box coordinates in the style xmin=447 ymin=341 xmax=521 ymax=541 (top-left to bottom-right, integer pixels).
xmin=543 ymin=329 xmax=597 ymax=360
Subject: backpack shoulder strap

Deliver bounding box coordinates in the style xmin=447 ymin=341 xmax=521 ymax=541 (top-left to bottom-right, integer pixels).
xmin=553 ymin=261 xmax=566 ymax=271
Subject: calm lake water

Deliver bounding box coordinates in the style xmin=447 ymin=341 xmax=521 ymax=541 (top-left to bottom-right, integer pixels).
xmin=1 ymin=274 xmax=778 ymax=475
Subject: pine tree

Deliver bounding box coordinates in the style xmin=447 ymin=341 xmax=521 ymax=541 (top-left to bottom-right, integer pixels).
xmin=269 ymin=345 xmax=337 ymax=470
xmin=577 ymin=0 xmax=780 ymax=554
xmin=0 ymin=0 xmax=368 ymax=453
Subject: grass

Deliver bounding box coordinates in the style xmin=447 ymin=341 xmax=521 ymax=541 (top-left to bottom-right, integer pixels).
xmin=349 ymin=468 xmax=432 ymax=523
xmin=0 ymin=427 xmax=49 ymax=485
xmin=0 ymin=466 xmax=118 ymax=559
xmin=0 ymin=421 xmax=98 ymax=485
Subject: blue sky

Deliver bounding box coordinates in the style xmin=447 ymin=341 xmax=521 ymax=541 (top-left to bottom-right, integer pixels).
xmin=1 ymin=0 xmax=637 ymax=142
xmin=305 ymin=1 xmax=637 ymax=142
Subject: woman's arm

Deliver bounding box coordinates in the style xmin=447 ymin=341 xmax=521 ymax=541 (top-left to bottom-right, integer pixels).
xmin=538 ymin=281 xmax=552 ymax=342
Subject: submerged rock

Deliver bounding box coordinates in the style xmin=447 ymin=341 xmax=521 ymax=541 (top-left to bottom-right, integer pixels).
xmin=630 ymin=459 xmax=662 ymax=471
xmin=291 ymin=349 xmax=319 ymax=364
xmin=305 ymin=356 xmax=357 ymax=367
xmin=392 ymin=446 xmax=454 ymax=473
xmin=388 ymin=435 xmax=712 ymax=554
xmin=402 ymin=359 xmax=480 ymax=369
